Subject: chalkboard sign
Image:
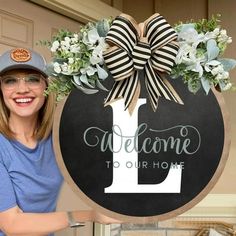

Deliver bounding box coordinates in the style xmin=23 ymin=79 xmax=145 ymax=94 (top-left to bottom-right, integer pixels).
xmin=53 ymin=76 xmax=230 ymax=221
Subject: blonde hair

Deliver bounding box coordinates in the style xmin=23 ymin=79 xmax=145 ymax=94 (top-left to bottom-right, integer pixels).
xmin=0 ymin=79 xmax=56 ymax=140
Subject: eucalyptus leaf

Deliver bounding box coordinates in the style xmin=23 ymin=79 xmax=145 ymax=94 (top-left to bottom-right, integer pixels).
xmin=207 ymin=39 xmax=220 ymax=61
xmin=218 ymin=58 xmax=236 ymax=71
xmin=80 ymin=74 xmax=95 ymax=88
xmin=96 ymin=64 xmax=108 ymax=80
xmin=72 ymin=81 xmax=98 ymax=94
xmin=201 ymin=77 xmax=211 ymax=95
xmin=73 ymin=75 xmax=82 ymax=86
xmin=96 ymin=79 xmax=108 ymax=91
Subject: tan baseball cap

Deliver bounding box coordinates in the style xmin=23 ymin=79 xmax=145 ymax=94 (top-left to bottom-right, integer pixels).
xmin=0 ymin=48 xmax=47 ymax=77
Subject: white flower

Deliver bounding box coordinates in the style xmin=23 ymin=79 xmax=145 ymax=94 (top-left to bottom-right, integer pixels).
xmin=51 ymin=40 xmax=60 ymax=52
xmin=218 ymin=29 xmax=232 ymax=44
xmin=204 ymin=61 xmax=229 ymax=81
xmin=227 ymin=37 xmax=232 ymax=43
xmin=212 ymin=64 xmax=224 ymax=75
xmin=204 ymin=28 xmax=220 ymax=42
xmin=73 ymin=33 xmax=79 ymax=39
xmin=221 ymin=82 xmax=232 ymax=91
xmin=68 ymin=58 xmax=74 ymax=64
xmin=213 ymin=28 xmax=220 ymax=35
xmin=215 ymin=71 xmax=229 ymax=80
xmin=220 ymin=29 xmax=227 ymax=36
xmin=53 ymin=62 xmax=61 ymax=73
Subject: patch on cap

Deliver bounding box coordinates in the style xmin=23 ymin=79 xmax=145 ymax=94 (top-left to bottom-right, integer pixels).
xmin=10 ymin=48 xmax=31 ymax=62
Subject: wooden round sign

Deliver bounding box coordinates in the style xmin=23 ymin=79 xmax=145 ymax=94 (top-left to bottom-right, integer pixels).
xmin=53 ymin=77 xmax=230 ymax=222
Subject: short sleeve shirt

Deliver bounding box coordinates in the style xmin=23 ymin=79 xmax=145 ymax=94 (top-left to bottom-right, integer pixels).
xmin=0 ymin=133 xmax=63 ymax=235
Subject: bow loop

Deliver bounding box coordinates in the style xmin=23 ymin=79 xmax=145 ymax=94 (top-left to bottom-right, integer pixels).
xmin=103 ymin=13 xmax=183 ymax=115
xmin=144 ymin=14 xmax=178 ymax=51
xmin=103 ymin=46 xmax=133 ymax=80
xmin=151 ymin=41 xmax=179 ymax=73
xmin=132 ymin=41 xmax=151 ymax=70
xmin=105 ymin=14 xmax=139 ymax=54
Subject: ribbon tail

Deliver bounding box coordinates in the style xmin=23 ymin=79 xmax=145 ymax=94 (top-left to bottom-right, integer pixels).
xmin=104 ymin=71 xmax=140 ymax=115
xmin=162 ymin=77 xmax=184 ymax=105
xmin=145 ymin=60 xmax=183 ymax=111
xmin=128 ymin=79 xmax=140 ymax=115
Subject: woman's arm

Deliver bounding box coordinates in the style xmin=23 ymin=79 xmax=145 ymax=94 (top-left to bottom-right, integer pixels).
xmin=0 ymin=206 xmax=71 ymax=235
xmin=0 ymin=206 xmax=120 ymax=236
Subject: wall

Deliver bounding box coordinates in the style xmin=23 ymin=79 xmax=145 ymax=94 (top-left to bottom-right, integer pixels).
xmin=208 ymin=0 xmax=236 ymax=194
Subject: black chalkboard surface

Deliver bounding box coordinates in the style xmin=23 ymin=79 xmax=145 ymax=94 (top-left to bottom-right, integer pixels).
xmin=54 ymin=75 xmax=230 ymax=221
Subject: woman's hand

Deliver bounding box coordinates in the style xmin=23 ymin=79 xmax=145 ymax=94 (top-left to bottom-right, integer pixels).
xmin=92 ymin=211 xmax=122 ymax=224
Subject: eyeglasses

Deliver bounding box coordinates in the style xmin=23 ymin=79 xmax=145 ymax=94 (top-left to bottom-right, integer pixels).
xmin=0 ymin=74 xmax=46 ymax=90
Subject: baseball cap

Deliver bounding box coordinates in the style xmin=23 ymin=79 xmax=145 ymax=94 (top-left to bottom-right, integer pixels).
xmin=0 ymin=48 xmax=47 ymax=77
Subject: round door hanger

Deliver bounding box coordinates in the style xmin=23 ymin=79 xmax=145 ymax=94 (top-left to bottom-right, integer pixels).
xmin=53 ymin=77 xmax=230 ymax=221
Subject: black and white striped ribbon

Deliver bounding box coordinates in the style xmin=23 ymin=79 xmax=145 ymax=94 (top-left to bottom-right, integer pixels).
xmin=103 ymin=13 xmax=183 ymax=114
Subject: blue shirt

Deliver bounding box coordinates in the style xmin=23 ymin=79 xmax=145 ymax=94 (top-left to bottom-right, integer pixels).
xmin=0 ymin=133 xmax=63 ymax=236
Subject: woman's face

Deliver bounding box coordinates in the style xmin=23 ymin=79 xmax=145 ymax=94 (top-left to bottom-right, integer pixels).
xmin=0 ymin=69 xmax=47 ymax=119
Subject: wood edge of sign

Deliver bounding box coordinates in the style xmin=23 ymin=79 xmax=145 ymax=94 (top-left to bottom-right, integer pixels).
xmin=53 ymin=88 xmax=231 ymax=223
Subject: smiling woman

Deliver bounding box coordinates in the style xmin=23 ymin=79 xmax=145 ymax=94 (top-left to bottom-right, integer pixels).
xmin=0 ymin=48 xmax=119 ymax=236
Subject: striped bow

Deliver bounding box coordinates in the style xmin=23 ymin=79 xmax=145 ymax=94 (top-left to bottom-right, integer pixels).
xmin=103 ymin=13 xmax=183 ymax=114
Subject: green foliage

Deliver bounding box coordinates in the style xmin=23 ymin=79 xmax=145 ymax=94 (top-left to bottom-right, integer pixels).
xmin=194 ymin=14 xmax=221 ymax=34
xmin=44 ymin=76 xmax=74 ymax=102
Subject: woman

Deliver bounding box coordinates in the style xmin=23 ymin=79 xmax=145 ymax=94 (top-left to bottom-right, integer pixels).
xmin=0 ymin=48 xmax=116 ymax=236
